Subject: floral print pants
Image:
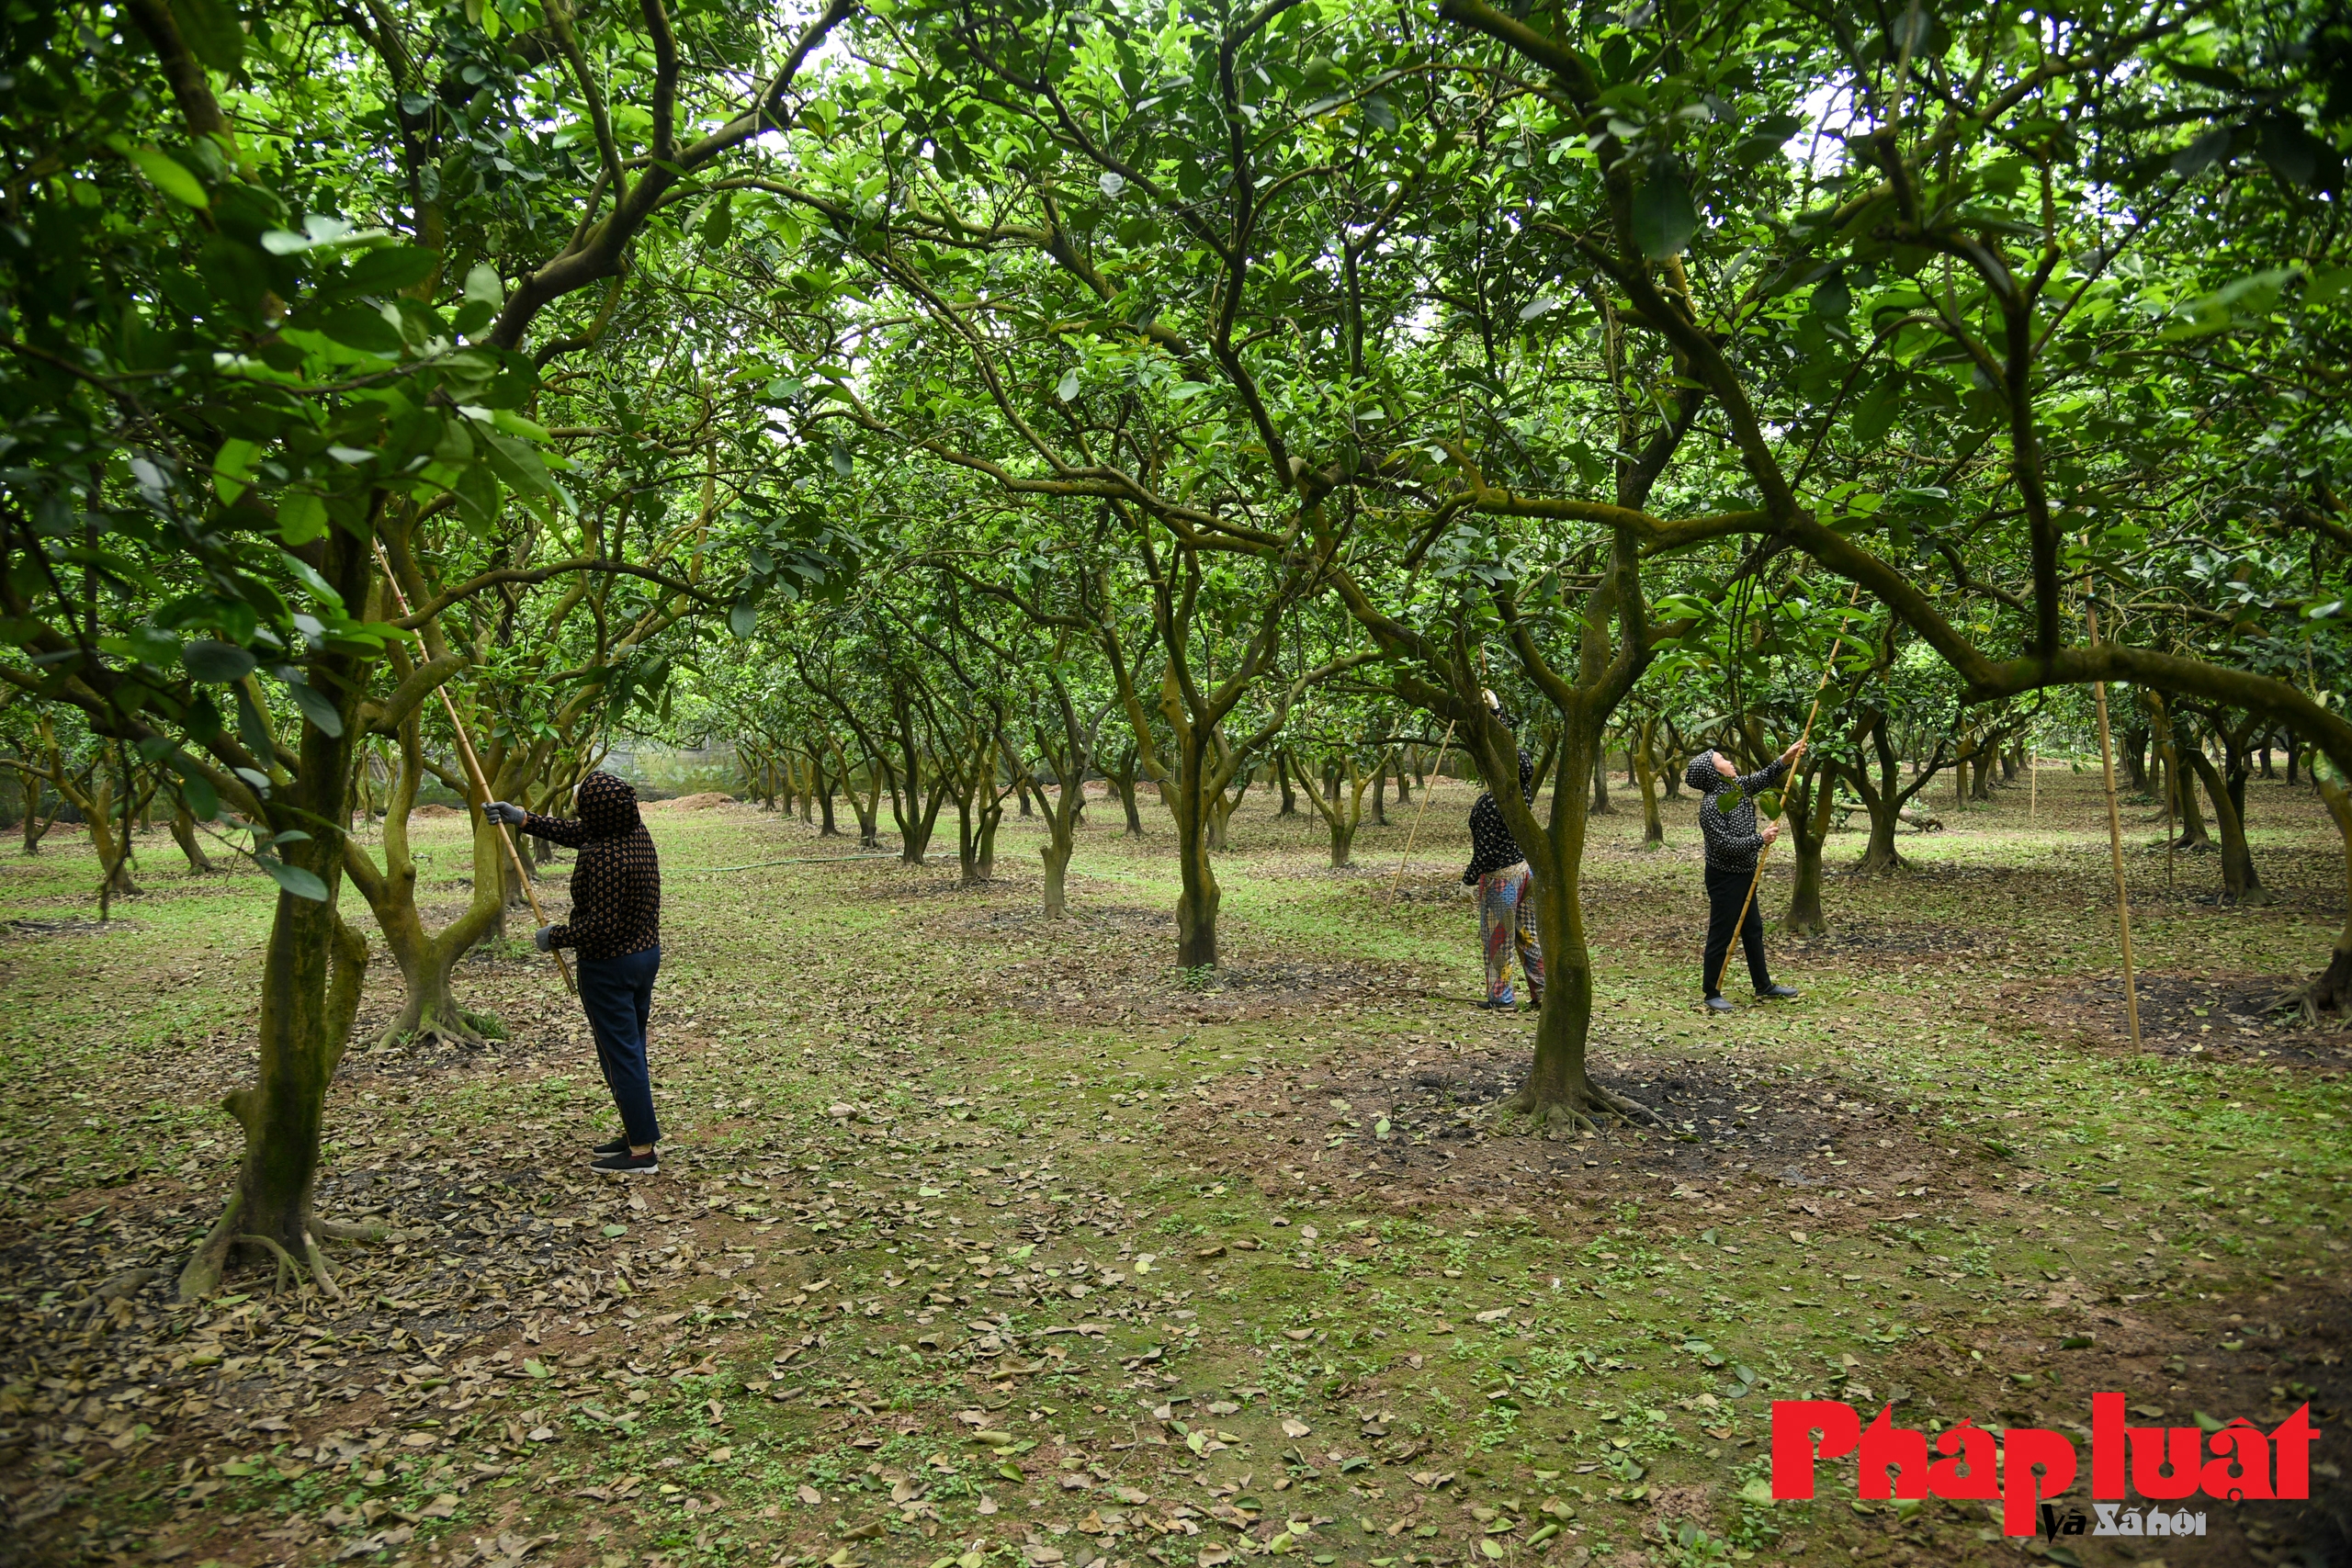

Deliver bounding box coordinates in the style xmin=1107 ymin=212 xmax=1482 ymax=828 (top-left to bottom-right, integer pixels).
xmin=1478 ymin=862 xmax=1544 ymax=1007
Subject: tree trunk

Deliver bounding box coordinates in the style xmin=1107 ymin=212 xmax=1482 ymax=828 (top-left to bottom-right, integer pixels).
xmin=1371 ymin=761 xmax=1387 ymax=826
xmin=1276 ymin=752 xmax=1298 ymax=817
xmin=2121 ymin=723 xmax=2150 ymax=794
xmin=1490 ymin=721 xmax=1649 ymax=1134
xmin=179 ymin=528 xmax=375 ymax=1303
xmin=1848 ymin=717 xmax=1912 ymax=875
xmin=2305 ymin=777 xmax=2352 ymax=1015
xmin=2183 ymin=745 xmax=2265 ymax=904
xmin=171 ymin=802 xmax=218 ymax=874
xmin=1589 ymin=750 xmax=1612 ymax=814
xmin=18 ymin=783 xmax=52 ymax=854
xmin=1110 ymin=747 xmax=1144 ymax=835
xmin=1174 ymin=732 xmax=1220 ymax=967
xmin=2167 ymin=725 xmax=2211 ymax=848
xmin=1395 ymin=750 xmax=1413 ymax=806
xmin=1634 ymin=717 xmax=1663 ymax=848
xmin=1781 ymin=763 xmax=1834 ymax=935
xmin=814 ymin=751 xmax=840 ymax=836
xmin=348 ymin=728 xmax=508 ymax=1048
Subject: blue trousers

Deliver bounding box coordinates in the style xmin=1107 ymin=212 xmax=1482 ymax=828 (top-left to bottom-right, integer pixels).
xmin=579 ymin=946 xmax=661 ymax=1146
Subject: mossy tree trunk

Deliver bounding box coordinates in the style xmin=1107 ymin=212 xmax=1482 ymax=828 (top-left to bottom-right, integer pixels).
xmin=171 ymin=801 xmax=217 ymax=874
xmin=2183 ymin=742 xmax=2266 ymax=905
xmin=2306 ymin=777 xmax=2352 ymax=1015
xmin=342 ymin=691 xmax=509 ymax=1049
xmin=1634 ymin=715 xmax=1664 ymax=847
xmin=1847 ymin=712 xmax=1951 ymax=874
xmin=1781 ymin=761 xmax=1835 ymax=935
xmin=1291 ymin=746 xmax=1381 ymax=869
xmin=179 ymin=527 xmax=406 ymax=1302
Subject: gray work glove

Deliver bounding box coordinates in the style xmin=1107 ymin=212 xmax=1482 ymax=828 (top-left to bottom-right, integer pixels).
xmin=534 ymin=924 xmax=558 ymax=953
xmin=484 ymin=801 xmax=527 ymax=827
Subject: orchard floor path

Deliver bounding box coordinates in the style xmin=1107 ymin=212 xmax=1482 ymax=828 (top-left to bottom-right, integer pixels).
xmin=1 ymin=767 xmax=2347 ymax=1568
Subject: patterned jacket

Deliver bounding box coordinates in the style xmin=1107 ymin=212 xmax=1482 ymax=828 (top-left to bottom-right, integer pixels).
xmin=1685 ymin=753 xmax=1789 ymax=873
xmin=521 ymin=772 xmax=662 ymax=959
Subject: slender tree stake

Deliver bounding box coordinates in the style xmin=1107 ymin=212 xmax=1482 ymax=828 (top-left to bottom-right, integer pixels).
xmin=371 ymin=543 xmax=574 ymax=995
xmin=1387 ymin=719 xmax=1456 ymax=899
xmin=2030 ymin=738 xmax=2037 ymax=818
xmin=1710 ymin=581 xmax=1864 ymax=995
xmin=2087 ymin=602 xmax=2142 ymax=1046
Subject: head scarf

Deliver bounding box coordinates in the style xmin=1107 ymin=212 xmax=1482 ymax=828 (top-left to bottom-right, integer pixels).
xmin=572 ymin=771 xmax=643 ymax=840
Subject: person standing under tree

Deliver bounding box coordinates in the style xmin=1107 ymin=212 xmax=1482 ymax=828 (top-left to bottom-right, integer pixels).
xmin=1686 ymin=743 xmax=1806 ymax=1013
xmin=1462 ymin=708 xmax=1543 ymax=1011
xmin=486 ymin=773 xmax=664 ymax=1173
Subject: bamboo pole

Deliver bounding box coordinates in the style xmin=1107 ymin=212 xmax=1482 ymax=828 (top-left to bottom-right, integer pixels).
xmin=2030 ymin=738 xmax=2037 ymax=818
xmin=1387 ymin=719 xmax=1456 ymax=899
xmin=2087 ymin=602 xmax=2142 ymax=1047
xmin=1710 ymin=581 xmax=1864 ymax=996
xmin=371 ymin=542 xmax=575 ymax=994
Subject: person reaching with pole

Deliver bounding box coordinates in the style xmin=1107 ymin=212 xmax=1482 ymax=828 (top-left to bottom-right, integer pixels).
xmin=1687 ymin=741 xmax=1805 ymax=1013
xmin=486 ymin=773 xmax=664 ymax=1172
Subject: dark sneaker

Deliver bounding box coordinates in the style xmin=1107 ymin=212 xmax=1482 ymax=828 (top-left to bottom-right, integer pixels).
xmin=1704 ymin=996 xmax=1735 ymax=1013
xmin=590 ymin=1149 xmax=659 ymax=1174
xmin=1757 ymin=984 xmax=1800 ymax=1000
xmin=592 ymin=1136 xmax=629 ymax=1155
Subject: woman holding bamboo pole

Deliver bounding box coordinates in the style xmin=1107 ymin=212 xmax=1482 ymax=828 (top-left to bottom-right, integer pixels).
xmin=488 ymin=773 xmax=666 ymax=1173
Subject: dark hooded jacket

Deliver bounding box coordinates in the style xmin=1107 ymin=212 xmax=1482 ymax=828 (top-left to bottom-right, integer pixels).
xmin=521 ymin=772 xmax=661 ymax=960
xmin=1462 ymin=749 xmax=1538 ymax=884
xmin=1686 ymin=751 xmax=1789 ymax=873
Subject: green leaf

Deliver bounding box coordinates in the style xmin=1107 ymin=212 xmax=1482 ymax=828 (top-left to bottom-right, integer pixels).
xmin=212 ymin=438 xmax=262 ymax=502
xmin=1851 ymin=378 xmax=1902 ymax=446
xmin=2258 ymin=115 xmax=2341 ymax=191
xmin=261 ymin=859 xmax=330 ymax=901
xmin=173 ymin=0 xmax=245 ymax=72
xmin=129 ymin=147 xmax=209 ymax=209
xmin=183 ymin=639 xmax=256 ymax=682
xmin=277 ymin=491 xmax=328 ymax=546
xmin=700 ymin=191 xmax=734 ymax=247
xmin=344 ymin=243 xmax=438 ymax=296
xmin=1631 ymin=171 xmax=1701 ymax=259
xmin=319 ymin=303 xmax=404 ymax=355
xmin=278 ymin=678 xmax=345 ymax=737
xmin=463 ymin=261 xmax=505 ymax=308
xmin=2171 ymin=125 xmax=2233 ymax=178
xmin=177 ymin=770 xmax=220 ymax=821
xmin=1057 ymin=368 xmax=1080 ymax=402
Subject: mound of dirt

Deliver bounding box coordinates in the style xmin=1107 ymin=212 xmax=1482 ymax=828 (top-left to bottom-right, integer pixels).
xmin=413 ymin=803 xmax=462 ymax=818
xmin=662 ymin=792 xmax=738 ymax=810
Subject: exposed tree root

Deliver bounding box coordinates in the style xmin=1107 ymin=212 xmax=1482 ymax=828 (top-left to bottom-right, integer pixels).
xmin=303 ymin=1236 xmax=346 ymax=1302
xmin=176 ymin=1191 xmax=242 ymax=1301
xmin=313 ymin=1217 xmax=390 ymax=1243
xmin=1496 ymin=1078 xmax=1661 ymax=1137
xmin=239 ymin=1233 xmax=304 ymax=1293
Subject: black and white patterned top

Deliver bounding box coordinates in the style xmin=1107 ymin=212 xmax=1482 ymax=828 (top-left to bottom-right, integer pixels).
xmin=1462 ymin=750 xmax=1537 ymax=884
xmin=1685 ymin=752 xmax=1789 ymax=873
xmin=520 ymin=771 xmax=662 ymax=959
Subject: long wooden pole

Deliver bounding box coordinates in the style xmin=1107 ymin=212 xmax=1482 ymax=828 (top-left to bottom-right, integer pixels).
xmin=1388 ymin=720 xmax=1456 ymax=898
xmin=2086 ymin=600 xmax=2141 ymax=1046
xmin=1710 ymin=581 xmax=1864 ymax=995
xmin=371 ymin=542 xmax=574 ymax=994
